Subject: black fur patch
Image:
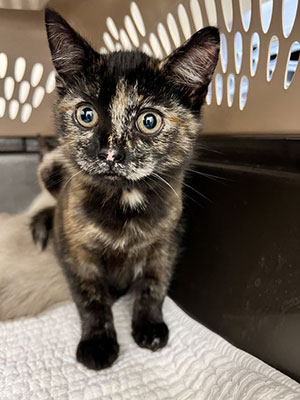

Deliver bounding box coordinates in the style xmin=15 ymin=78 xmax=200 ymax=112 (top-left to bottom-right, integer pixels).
xmin=42 ymin=163 xmax=65 ymax=197
xmin=30 ymin=207 xmax=54 ymax=250
xmin=132 ymin=320 xmax=169 ymax=351
xmin=76 ymin=331 xmax=119 ymax=370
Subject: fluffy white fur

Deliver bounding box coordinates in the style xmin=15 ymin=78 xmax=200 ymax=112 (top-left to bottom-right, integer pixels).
xmin=120 ymin=188 xmax=145 ymax=209
xmin=0 ymin=191 xmax=71 ymax=320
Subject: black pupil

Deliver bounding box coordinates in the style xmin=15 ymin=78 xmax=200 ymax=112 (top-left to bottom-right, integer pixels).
xmin=143 ymin=113 xmax=157 ymax=130
xmin=80 ymin=107 xmax=94 ymax=124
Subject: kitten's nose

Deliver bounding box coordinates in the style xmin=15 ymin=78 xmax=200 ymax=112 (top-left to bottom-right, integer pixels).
xmin=99 ymin=148 xmax=126 ymax=163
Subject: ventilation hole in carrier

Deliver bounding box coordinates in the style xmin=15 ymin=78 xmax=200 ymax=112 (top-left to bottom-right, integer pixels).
xmin=204 ymin=0 xmax=217 ymax=26
xmin=189 ymin=0 xmax=203 ymax=31
xmin=99 ymin=47 xmax=108 ymax=54
xmin=227 ymin=73 xmax=235 ymax=107
xmin=177 ymin=4 xmax=191 ymax=40
xmin=130 ymin=2 xmax=146 ymax=37
xmin=282 ymin=0 xmax=298 ymax=38
xmin=45 ymin=71 xmax=56 ymax=94
xmin=0 ymin=52 xmax=8 ymax=78
xmin=103 ymin=32 xmax=115 ymax=52
xmin=234 ymin=32 xmax=243 ymax=74
xmin=0 ymin=97 xmax=6 ymax=118
xmin=206 ymin=82 xmax=212 ymax=105
xmin=9 ymin=99 xmax=19 ymax=120
xmin=215 ymin=74 xmax=223 ymax=105
xmin=124 ymin=15 xmax=139 ymax=47
xmin=250 ymin=32 xmax=260 ymax=77
xmin=30 ymin=63 xmax=43 ymax=87
xmin=284 ymin=41 xmax=300 ymax=89
xmin=157 ymin=23 xmax=172 ymax=55
xmin=221 ymin=0 xmax=233 ymax=31
xmin=167 ymin=13 xmax=181 ymax=48
xmin=267 ymin=35 xmax=279 ymax=81
xmin=259 ymin=0 xmax=273 ymax=33
xmin=239 ymin=75 xmax=249 ymax=110
xmin=239 ymin=0 xmax=251 ymax=31
xmin=220 ymin=33 xmax=228 ymax=73
xmin=14 ymin=57 xmax=26 ymax=82
xmin=120 ymin=29 xmax=133 ymax=50
xmin=4 ymin=77 xmax=14 ymax=100
xmin=19 ymin=80 xmax=30 ymax=103
xmin=149 ymin=33 xmax=163 ymax=59
xmin=20 ymin=103 xmax=32 ymax=123
xmin=115 ymin=43 xmax=123 ymax=51
xmin=32 ymin=86 xmax=45 ymax=109
xmin=106 ymin=17 xmax=119 ymax=41
xmin=142 ymin=43 xmax=153 ymax=57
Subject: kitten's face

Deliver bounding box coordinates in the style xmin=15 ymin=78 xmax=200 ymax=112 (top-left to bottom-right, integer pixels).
xmin=45 ymin=9 xmax=219 ymax=185
xmin=57 ymin=52 xmax=200 ymax=183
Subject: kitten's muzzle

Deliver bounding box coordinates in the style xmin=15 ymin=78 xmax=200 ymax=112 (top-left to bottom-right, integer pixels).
xmin=98 ymin=148 xmax=126 ymax=164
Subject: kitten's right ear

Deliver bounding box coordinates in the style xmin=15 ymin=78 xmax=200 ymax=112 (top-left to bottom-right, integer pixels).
xmin=160 ymin=27 xmax=220 ymax=107
xmin=45 ymin=8 xmax=98 ymax=82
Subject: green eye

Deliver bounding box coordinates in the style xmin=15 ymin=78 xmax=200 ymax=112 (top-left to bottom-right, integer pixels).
xmin=76 ymin=105 xmax=99 ymax=128
xmin=136 ymin=111 xmax=163 ymax=134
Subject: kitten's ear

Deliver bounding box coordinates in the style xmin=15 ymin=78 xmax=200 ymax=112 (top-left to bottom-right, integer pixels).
xmin=44 ymin=8 xmax=98 ymax=81
xmin=161 ymin=27 xmax=220 ymax=106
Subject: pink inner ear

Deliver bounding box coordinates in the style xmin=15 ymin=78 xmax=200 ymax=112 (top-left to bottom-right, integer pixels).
xmin=106 ymin=150 xmax=115 ymax=162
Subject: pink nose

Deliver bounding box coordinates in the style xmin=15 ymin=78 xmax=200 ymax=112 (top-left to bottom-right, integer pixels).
xmin=98 ymin=147 xmax=126 ymax=163
xmin=106 ymin=150 xmax=115 ymax=162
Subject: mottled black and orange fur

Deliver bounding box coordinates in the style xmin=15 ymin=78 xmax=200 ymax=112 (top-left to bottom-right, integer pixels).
xmin=31 ymin=8 xmax=219 ymax=370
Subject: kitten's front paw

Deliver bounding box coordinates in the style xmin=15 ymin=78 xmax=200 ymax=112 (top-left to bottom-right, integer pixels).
xmin=76 ymin=331 xmax=119 ymax=370
xmin=132 ymin=320 xmax=169 ymax=351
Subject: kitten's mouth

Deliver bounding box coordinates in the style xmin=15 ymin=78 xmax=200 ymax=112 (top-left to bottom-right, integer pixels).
xmin=102 ymin=172 xmax=119 ymax=180
xmin=98 ymin=170 xmax=128 ymax=184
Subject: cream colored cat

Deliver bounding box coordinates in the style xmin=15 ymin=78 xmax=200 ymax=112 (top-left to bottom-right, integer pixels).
xmin=0 ymin=189 xmax=71 ymax=320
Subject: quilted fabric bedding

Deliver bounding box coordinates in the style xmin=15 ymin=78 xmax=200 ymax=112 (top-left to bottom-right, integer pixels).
xmin=1 ymin=296 xmax=300 ymax=400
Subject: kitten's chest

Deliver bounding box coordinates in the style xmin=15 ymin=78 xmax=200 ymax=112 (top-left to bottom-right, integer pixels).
xmin=82 ymin=217 xmax=156 ymax=254
xmin=102 ymin=251 xmax=146 ymax=296
xmin=63 ymin=201 xmax=151 ymax=255
xmin=63 ymin=183 xmax=181 ymax=255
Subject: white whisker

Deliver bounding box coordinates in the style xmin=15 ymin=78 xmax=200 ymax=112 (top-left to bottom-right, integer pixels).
xmin=63 ymin=170 xmax=81 ymax=191
xmin=186 ymin=168 xmax=228 ymax=182
xmin=143 ymin=176 xmax=168 ymax=206
xmin=162 ymin=171 xmax=212 ymax=204
xmin=151 ymin=172 xmax=179 ymax=198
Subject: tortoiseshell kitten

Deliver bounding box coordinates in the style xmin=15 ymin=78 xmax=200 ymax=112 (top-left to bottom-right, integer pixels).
xmin=34 ymin=8 xmax=219 ymax=370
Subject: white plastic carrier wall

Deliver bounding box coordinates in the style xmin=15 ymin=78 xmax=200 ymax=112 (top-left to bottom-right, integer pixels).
xmin=0 ymin=0 xmax=299 ymax=136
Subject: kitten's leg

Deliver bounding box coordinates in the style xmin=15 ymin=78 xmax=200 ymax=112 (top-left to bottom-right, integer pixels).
xmin=30 ymin=206 xmax=54 ymax=250
xmin=132 ymin=241 xmax=174 ymax=351
xmin=30 ymin=149 xmax=66 ymax=250
xmin=60 ymin=255 xmax=119 ymax=370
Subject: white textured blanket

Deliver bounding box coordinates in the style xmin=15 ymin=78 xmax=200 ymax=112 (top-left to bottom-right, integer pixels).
xmin=1 ymin=296 xmax=300 ymax=400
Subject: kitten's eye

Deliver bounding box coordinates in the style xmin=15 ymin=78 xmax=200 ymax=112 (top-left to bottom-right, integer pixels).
xmin=76 ymin=105 xmax=99 ymax=128
xmin=136 ymin=111 xmax=163 ymax=134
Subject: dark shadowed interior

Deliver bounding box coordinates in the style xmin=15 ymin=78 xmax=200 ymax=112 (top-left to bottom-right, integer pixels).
xmin=171 ymin=135 xmax=300 ymax=382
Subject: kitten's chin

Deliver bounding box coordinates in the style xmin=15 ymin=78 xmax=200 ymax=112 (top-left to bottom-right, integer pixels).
xmin=92 ymin=172 xmax=130 ymax=186
xmin=102 ymin=173 xmax=122 ymax=182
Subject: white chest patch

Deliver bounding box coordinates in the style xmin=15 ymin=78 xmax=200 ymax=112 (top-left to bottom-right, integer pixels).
xmin=120 ymin=188 xmax=145 ymax=209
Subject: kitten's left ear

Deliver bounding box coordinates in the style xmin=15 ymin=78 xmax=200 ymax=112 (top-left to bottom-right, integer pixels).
xmin=161 ymin=27 xmax=220 ymax=106
xmin=44 ymin=8 xmax=99 ymax=83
